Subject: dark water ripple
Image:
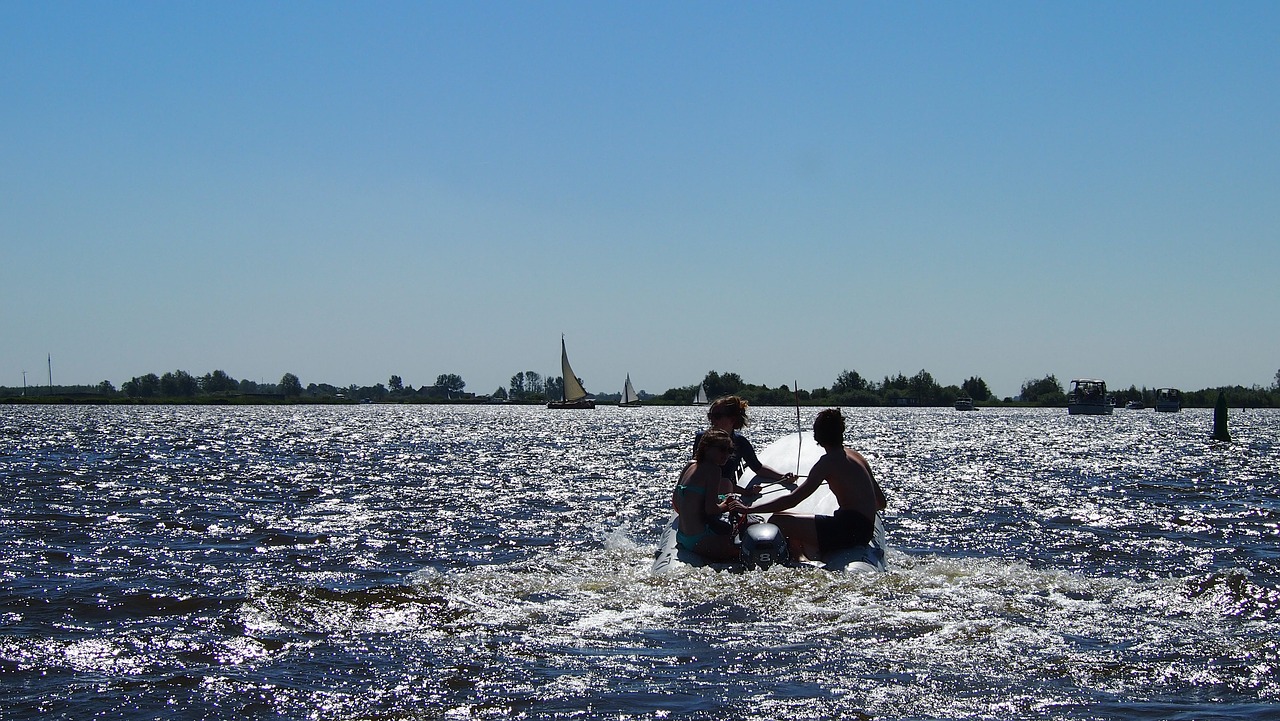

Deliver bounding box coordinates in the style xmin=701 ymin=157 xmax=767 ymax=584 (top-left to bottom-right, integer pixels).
xmin=1 ymin=404 xmax=1278 ymax=719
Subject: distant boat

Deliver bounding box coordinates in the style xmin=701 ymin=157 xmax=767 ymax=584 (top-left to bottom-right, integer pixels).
xmin=1155 ymin=388 xmax=1182 ymax=413
xmin=954 ymin=396 xmax=975 ymax=411
xmin=1067 ymin=378 xmax=1113 ymax=415
xmin=547 ymin=336 xmax=595 ymax=409
xmin=1125 ymin=400 xmax=1145 ymax=410
xmin=692 ymin=384 xmax=709 ymax=405
xmin=620 ymin=374 xmax=640 ymax=407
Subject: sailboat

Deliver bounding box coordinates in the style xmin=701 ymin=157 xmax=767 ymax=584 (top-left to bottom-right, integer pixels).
xmin=619 ymin=374 xmax=640 ymax=407
xmin=547 ymin=336 xmax=596 ymax=409
xmin=692 ymin=384 xmax=709 ymax=405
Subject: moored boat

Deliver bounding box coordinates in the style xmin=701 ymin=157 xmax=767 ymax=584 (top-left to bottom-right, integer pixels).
xmin=954 ymin=396 xmax=975 ymax=411
xmin=1068 ymin=379 xmax=1113 ymax=415
xmin=1125 ymin=400 xmax=1145 ymax=410
xmin=651 ymin=432 xmax=887 ymax=574
xmin=1155 ymin=388 xmax=1182 ymax=412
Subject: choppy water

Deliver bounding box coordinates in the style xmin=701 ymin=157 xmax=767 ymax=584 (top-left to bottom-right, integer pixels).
xmin=1 ymin=404 xmax=1277 ymax=720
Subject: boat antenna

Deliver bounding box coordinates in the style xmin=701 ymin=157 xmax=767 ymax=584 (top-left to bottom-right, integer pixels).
xmin=794 ymin=380 xmax=802 ymax=473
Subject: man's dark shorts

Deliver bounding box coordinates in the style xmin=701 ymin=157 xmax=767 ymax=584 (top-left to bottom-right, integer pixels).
xmin=815 ymin=508 xmax=874 ymax=553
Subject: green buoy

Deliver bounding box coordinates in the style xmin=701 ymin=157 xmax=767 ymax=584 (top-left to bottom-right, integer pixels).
xmin=1212 ymin=391 xmax=1231 ymax=442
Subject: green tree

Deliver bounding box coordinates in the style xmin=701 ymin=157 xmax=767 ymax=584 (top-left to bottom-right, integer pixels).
xmin=280 ymin=372 xmax=303 ymax=397
xmin=882 ymin=373 xmax=910 ymax=392
xmin=1112 ymin=384 xmax=1145 ymax=405
xmin=435 ymin=373 xmax=465 ymax=393
xmin=832 ymin=370 xmax=868 ymax=393
xmin=389 ymin=375 xmax=404 ymax=393
xmin=1020 ymin=375 xmax=1065 ymax=405
xmin=524 ymin=371 xmax=543 ymax=396
xmin=702 ymin=371 xmax=744 ymax=400
xmin=201 ymin=369 xmax=238 ymax=394
xmin=909 ymin=369 xmax=940 ymax=404
xmin=160 ymin=370 xmax=199 ymax=397
xmin=962 ymin=376 xmax=992 ymax=401
xmin=753 ymin=383 xmax=795 ymax=405
xmin=660 ymin=384 xmax=699 ymax=402
xmin=308 ymin=383 xmax=341 ymax=398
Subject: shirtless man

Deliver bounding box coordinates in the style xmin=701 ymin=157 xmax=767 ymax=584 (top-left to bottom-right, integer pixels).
xmin=744 ymin=408 xmax=886 ymax=561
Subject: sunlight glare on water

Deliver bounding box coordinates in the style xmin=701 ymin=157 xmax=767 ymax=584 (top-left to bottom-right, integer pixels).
xmin=1 ymin=404 xmax=1278 ymax=719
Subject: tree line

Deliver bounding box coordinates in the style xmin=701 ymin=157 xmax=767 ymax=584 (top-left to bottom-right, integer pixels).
xmin=3 ymin=367 xmax=1278 ymax=408
xmin=0 ymin=370 xmax=472 ymax=404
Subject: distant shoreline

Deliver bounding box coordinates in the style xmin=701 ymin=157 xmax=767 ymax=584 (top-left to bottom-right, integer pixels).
xmin=3 ymin=394 xmax=1273 ymax=410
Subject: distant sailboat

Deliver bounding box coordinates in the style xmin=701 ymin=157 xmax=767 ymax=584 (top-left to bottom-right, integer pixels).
xmin=692 ymin=384 xmax=709 ymax=405
xmin=620 ymin=374 xmax=640 ymax=407
xmin=547 ymin=336 xmax=596 ymax=409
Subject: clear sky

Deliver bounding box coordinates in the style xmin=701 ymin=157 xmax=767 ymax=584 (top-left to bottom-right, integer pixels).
xmin=3 ymin=2 xmax=1277 ymax=399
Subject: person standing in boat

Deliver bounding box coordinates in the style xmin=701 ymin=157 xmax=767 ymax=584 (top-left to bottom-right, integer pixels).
xmin=743 ymin=408 xmax=886 ymax=561
xmin=673 ymin=429 xmax=749 ymax=561
xmin=694 ymin=395 xmax=797 ymax=495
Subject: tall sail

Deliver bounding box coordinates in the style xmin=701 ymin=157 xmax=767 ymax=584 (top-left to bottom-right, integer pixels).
xmin=693 ymin=384 xmax=709 ymax=405
xmin=548 ymin=336 xmax=595 ymax=409
xmin=560 ymin=337 xmax=588 ymax=402
xmin=621 ymin=374 xmax=639 ymax=406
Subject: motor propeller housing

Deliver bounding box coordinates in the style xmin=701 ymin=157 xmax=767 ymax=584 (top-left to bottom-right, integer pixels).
xmin=739 ymin=521 xmax=789 ymax=569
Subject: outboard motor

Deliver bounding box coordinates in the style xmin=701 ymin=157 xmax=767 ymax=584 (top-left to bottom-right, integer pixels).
xmin=739 ymin=521 xmax=790 ymax=569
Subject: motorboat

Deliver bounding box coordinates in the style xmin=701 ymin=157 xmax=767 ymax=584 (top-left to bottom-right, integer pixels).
xmin=1155 ymin=388 xmax=1182 ymax=412
xmin=1067 ymin=379 xmax=1113 ymax=415
xmin=652 ymin=432 xmax=887 ymax=574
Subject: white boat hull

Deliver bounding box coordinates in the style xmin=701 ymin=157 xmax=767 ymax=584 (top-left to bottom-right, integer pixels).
xmin=1067 ymin=379 xmax=1112 ymax=415
xmin=1155 ymin=389 xmax=1181 ymax=412
xmin=651 ymin=432 xmax=887 ymax=574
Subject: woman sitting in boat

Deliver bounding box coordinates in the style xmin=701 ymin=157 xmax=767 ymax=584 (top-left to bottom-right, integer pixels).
xmin=694 ymin=395 xmax=797 ymax=495
xmin=743 ymin=409 xmax=886 ymax=561
xmin=673 ymin=429 xmax=749 ymax=561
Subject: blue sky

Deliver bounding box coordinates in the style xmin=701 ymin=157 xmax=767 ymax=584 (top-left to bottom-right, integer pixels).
xmin=3 ymin=1 xmax=1277 ymax=399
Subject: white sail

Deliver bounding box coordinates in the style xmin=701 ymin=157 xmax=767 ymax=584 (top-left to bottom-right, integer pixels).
xmin=621 ymin=374 xmax=639 ymax=406
xmin=693 ymin=384 xmax=708 ymax=405
xmin=560 ymin=337 xmax=589 ymax=402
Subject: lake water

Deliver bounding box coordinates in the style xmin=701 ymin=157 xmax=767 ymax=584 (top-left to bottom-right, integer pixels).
xmin=2 ymin=404 xmax=1278 ymax=720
